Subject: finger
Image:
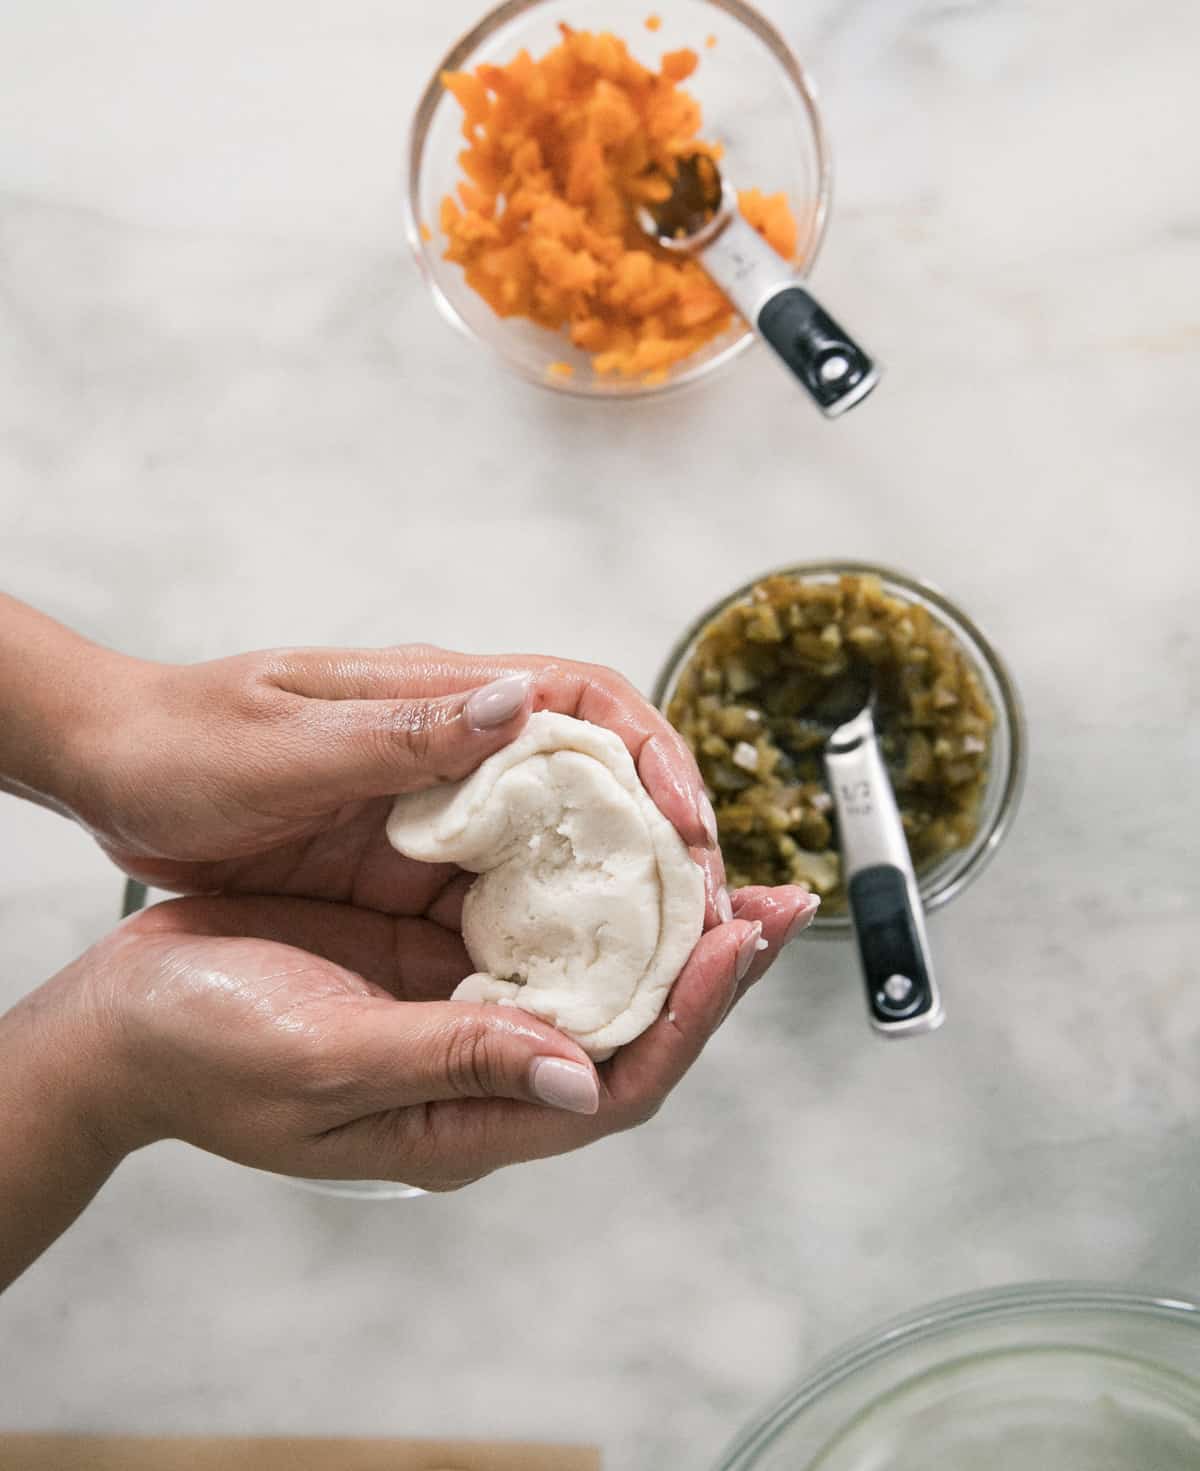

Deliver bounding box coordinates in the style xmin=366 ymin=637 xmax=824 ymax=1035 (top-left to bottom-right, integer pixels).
xmin=727 ymin=887 xmax=821 ymax=1001
xmin=144 ymin=827 xmax=464 ymax=921
xmin=693 ymin=846 xmax=730 ymax=930
xmin=272 ymin=673 xmax=535 ymax=805
xmin=267 ymin=647 xmax=716 ymax=850
xmin=629 ymin=727 xmax=716 ymax=851
xmin=604 ymin=920 xmax=761 ymax=1106
xmin=260 ymin=645 xmax=457 ymax=701
xmin=425 ymin=870 xmax=474 ymax=931
xmin=560 ymin=670 xmax=713 ymax=851
xmin=131 ymin=894 xmax=470 ymax=1002
xmin=329 ymin=1000 xmax=600 ymax=1116
xmin=340 ymin=835 xmax=462 ymax=921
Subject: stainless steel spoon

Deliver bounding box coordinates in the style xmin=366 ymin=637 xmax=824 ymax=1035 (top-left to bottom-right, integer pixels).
xmin=821 ymin=680 xmax=944 ymax=1037
xmin=637 ymin=152 xmax=879 ymax=416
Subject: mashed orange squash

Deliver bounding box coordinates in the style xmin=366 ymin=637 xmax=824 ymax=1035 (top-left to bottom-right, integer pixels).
xmin=438 ymin=26 xmax=798 ymax=381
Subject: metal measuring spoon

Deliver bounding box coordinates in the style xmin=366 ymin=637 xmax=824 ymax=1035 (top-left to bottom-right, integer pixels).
xmin=637 ymin=153 xmax=879 ymax=416
xmin=819 ymin=674 xmax=943 ymax=1036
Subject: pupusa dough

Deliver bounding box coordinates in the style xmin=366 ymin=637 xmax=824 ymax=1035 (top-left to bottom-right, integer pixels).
xmin=386 ymin=712 xmax=706 ymax=1059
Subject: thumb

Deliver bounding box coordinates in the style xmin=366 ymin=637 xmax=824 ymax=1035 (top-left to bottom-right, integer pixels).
xmin=341 ymin=1000 xmax=601 ymax=1115
xmin=283 ymin=672 xmax=534 ymax=803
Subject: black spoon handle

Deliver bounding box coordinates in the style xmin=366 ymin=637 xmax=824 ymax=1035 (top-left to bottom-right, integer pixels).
xmin=757 ymin=286 xmax=879 ymax=416
xmin=697 ymin=209 xmax=880 ymax=417
xmin=848 ymin=864 xmax=939 ymax=1031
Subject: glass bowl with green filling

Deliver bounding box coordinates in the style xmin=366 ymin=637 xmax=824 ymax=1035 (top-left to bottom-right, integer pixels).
xmin=652 ymin=562 xmax=1025 ymax=932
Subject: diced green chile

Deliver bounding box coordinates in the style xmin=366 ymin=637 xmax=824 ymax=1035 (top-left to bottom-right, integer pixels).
xmin=666 ymin=574 xmax=995 ymax=908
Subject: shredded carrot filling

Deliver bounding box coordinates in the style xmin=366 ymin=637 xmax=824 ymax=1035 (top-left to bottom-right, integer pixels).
xmin=439 ymin=26 xmax=798 ymax=381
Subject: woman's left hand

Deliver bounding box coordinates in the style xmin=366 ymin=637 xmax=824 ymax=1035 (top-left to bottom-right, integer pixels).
xmin=68 ymin=643 xmax=727 ymax=917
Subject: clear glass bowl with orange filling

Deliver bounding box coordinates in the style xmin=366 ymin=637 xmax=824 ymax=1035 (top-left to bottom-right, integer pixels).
xmin=406 ymin=0 xmax=831 ymax=397
xmin=653 ymin=563 xmax=1026 ymax=932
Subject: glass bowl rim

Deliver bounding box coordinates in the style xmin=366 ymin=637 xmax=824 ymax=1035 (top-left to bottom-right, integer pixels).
xmin=651 ymin=559 xmax=1027 ymax=930
xmin=403 ymin=0 xmax=834 ymax=400
xmin=712 ymin=1280 xmax=1200 ymax=1471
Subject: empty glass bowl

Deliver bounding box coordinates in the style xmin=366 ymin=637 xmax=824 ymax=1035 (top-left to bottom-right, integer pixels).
xmin=406 ymin=0 xmax=830 ymax=397
xmin=714 ymin=1284 xmax=1200 ymax=1471
xmin=652 ymin=561 xmax=1026 ymax=934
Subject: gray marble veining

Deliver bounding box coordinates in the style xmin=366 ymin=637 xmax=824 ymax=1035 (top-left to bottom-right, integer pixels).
xmin=1 ymin=1 xmax=1199 ymax=1468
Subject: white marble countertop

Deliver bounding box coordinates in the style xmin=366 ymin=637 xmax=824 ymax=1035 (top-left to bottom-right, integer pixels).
xmin=1 ymin=0 xmax=1198 ymax=1466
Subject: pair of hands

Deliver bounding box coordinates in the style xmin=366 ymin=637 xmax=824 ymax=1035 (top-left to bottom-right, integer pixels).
xmin=6 ymin=631 xmax=816 ymax=1198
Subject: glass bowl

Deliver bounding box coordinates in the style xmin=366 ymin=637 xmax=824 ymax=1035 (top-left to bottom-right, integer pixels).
xmin=405 ymin=0 xmax=831 ymax=398
xmin=119 ymin=879 xmax=426 ymax=1202
xmin=652 ymin=561 xmax=1026 ymax=933
xmin=713 ymin=1284 xmax=1200 ymax=1471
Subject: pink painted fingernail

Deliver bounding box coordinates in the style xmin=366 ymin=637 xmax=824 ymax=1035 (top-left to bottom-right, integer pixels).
xmin=716 ymin=885 xmax=734 ymax=925
xmin=697 ymin=791 xmax=719 ymax=849
xmin=529 ymin=1057 xmax=599 ymax=1115
xmin=465 ymin=673 xmax=531 ymax=731
xmin=735 ymin=922 xmax=764 ymax=983
xmin=784 ymin=894 xmax=821 ymax=945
